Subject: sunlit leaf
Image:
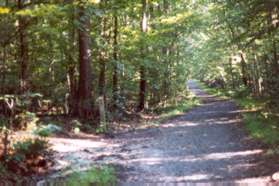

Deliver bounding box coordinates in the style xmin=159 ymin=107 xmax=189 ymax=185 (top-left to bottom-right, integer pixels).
xmin=0 ymin=7 xmax=10 ymax=14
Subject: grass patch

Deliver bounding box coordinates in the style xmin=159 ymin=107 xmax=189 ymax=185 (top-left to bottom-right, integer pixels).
xmin=151 ymin=95 xmax=200 ymax=124
xmin=197 ymin=82 xmax=229 ymax=99
xmin=244 ymin=113 xmax=279 ymax=145
xmin=65 ymin=166 xmax=116 ymax=186
xmin=230 ymin=98 xmax=278 ymax=147
xmin=199 ymin=81 xmax=279 ymax=148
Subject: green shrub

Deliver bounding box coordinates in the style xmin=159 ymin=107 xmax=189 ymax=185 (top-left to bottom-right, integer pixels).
xmin=152 ymin=97 xmax=200 ymax=123
xmin=33 ymin=124 xmax=62 ymax=137
xmin=70 ymin=120 xmax=82 ymax=134
xmin=12 ymin=138 xmax=49 ymax=160
xmin=0 ymin=117 xmax=9 ymax=128
xmin=244 ymin=113 xmax=279 ymax=146
xmin=96 ymin=125 xmax=106 ymax=134
xmin=81 ymin=123 xmax=95 ymax=133
xmin=13 ymin=111 xmax=38 ymax=130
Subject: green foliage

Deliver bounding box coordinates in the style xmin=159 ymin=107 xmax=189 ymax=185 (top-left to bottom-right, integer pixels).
xmin=96 ymin=125 xmax=106 ymax=134
xmin=235 ymin=97 xmax=265 ymax=111
xmin=0 ymin=0 xmax=278 ymax=147
xmin=66 ymin=166 xmax=116 ymax=186
xmin=0 ymin=0 xmax=197 ymax=118
xmin=33 ymin=124 xmax=62 ymax=137
xmin=244 ymin=113 xmax=279 ymax=146
xmin=189 ymin=0 xmax=279 ymax=109
xmin=81 ymin=123 xmax=95 ymax=133
xmin=12 ymin=138 xmax=49 ymax=160
xmin=70 ymin=120 xmax=82 ymax=134
xmin=152 ymin=95 xmax=200 ymax=124
xmin=0 ymin=117 xmax=9 ymax=128
xmin=14 ymin=112 xmax=38 ymax=130
xmin=198 ymin=81 xmax=229 ymax=99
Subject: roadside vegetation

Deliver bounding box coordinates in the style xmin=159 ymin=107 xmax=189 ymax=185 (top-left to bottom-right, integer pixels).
xmin=65 ymin=166 xmax=116 ymax=186
xmin=149 ymin=93 xmax=200 ymax=124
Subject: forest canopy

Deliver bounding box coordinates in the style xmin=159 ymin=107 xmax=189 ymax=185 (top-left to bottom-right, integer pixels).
xmin=0 ymin=0 xmax=278 ymax=119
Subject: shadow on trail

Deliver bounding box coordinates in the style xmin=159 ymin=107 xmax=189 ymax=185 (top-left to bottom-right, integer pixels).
xmin=114 ymin=80 xmax=278 ymax=183
xmin=36 ymin=80 xmax=278 ymax=185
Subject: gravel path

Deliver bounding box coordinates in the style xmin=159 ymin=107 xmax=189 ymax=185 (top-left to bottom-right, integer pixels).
xmin=112 ymin=80 xmax=278 ymax=184
xmin=48 ymin=80 xmax=278 ymax=185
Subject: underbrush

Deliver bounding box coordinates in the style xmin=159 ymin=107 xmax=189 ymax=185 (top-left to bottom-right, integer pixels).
xmin=37 ymin=94 xmax=201 ymax=133
xmin=0 ymin=138 xmax=52 ymax=183
xmin=0 ymin=114 xmax=53 ymax=183
xmin=243 ymin=113 xmax=279 ymax=146
xmin=151 ymin=95 xmax=200 ymax=123
xmin=199 ymin=81 xmax=279 ymax=149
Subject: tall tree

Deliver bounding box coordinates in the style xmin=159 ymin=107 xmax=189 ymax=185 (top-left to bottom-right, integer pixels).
xmin=112 ymin=13 xmax=119 ymax=107
xmin=138 ymin=0 xmax=148 ymax=111
xmin=98 ymin=0 xmax=107 ymax=99
xmin=76 ymin=4 xmax=93 ymax=118
xmin=17 ymin=0 xmax=29 ymax=94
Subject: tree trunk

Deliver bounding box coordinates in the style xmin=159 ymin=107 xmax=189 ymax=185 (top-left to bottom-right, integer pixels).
xmin=137 ymin=0 xmax=148 ymax=112
xmin=77 ymin=5 xmax=93 ymax=119
xmin=163 ymin=0 xmax=169 ymax=13
xmin=240 ymin=52 xmax=248 ymax=87
xmin=162 ymin=0 xmax=170 ymax=104
xmin=229 ymin=57 xmax=235 ymax=89
xmin=64 ymin=1 xmax=78 ymax=116
xmin=98 ymin=14 xmax=107 ymax=99
xmin=67 ymin=65 xmax=77 ymax=115
xmin=18 ymin=0 xmax=28 ymax=94
xmin=112 ymin=14 xmax=119 ymax=107
xmin=252 ymin=55 xmax=260 ymax=96
xmin=138 ymin=66 xmax=146 ymax=111
xmin=98 ymin=58 xmax=106 ymax=97
xmin=1 ymin=47 xmax=6 ymax=94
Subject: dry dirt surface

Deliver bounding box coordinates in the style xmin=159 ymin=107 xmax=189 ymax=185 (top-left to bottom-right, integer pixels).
xmin=48 ymin=80 xmax=279 ymax=185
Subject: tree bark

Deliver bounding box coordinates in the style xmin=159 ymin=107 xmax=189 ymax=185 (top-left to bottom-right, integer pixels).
xmin=18 ymin=0 xmax=28 ymax=94
xmin=162 ymin=0 xmax=170 ymax=104
xmin=66 ymin=3 xmax=77 ymax=115
xmin=1 ymin=47 xmax=6 ymax=94
xmin=77 ymin=5 xmax=93 ymax=119
xmin=229 ymin=57 xmax=235 ymax=89
xmin=98 ymin=14 xmax=107 ymax=98
xmin=138 ymin=0 xmax=148 ymax=112
xmin=240 ymin=52 xmax=248 ymax=87
xmin=67 ymin=65 xmax=77 ymax=115
xmin=98 ymin=57 xmax=106 ymax=97
xmin=112 ymin=14 xmax=119 ymax=107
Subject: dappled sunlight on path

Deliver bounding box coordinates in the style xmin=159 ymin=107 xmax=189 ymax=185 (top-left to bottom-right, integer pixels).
xmin=113 ymin=80 xmax=278 ymax=184
xmin=49 ymin=138 xmax=109 ymax=152
xmin=45 ymin=80 xmax=278 ymax=185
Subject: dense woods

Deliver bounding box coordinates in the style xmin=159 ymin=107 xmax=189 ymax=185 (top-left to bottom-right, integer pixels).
xmin=190 ymin=0 xmax=279 ymax=110
xmin=0 ymin=0 xmax=278 ymax=183
xmin=0 ymin=0 xmax=193 ymax=121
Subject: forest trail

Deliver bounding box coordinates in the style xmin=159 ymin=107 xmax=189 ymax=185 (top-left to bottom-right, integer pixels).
xmin=49 ymin=80 xmax=278 ymax=184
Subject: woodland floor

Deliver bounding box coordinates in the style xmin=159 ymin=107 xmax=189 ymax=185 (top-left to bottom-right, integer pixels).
xmin=45 ymin=80 xmax=279 ymax=185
